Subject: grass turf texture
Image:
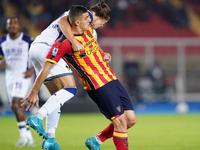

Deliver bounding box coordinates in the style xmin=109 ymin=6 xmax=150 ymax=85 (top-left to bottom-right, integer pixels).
xmin=0 ymin=113 xmax=199 ymax=150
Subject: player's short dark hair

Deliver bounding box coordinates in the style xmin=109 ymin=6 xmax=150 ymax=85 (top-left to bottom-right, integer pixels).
xmin=90 ymin=0 xmax=111 ymax=21
xmin=69 ymin=5 xmax=88 ymax=25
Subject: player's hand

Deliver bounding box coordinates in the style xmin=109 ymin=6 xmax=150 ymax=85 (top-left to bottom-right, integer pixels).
xmin=24 ymin=70 xmax=32 ymax=78
xmin=104 ymin=53 xmax=111 ymax=63
xmin=24 ymin=67 xmax=34 ymax=78
xmin=0 ymin=59 xmax=7 ymax=68
xmin=71 ymin=40 xmax=84 ymax=51
xmin=21 ymin=91 xmax=39 ymax=111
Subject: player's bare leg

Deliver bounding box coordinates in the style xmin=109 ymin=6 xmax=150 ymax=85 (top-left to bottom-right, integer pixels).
xmin=11 ymin=98 xmax=27 ymax=122
xmin=110 ymin=111 xmax=136 ymax=150
xmin=85 ymin=110 xmax=137 ymax=150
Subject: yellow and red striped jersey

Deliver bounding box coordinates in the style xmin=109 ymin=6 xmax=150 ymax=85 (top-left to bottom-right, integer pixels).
xmin=46 ymin=26 xmax=117 ymax=90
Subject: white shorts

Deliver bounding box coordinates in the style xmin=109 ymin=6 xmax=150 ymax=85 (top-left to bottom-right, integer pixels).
xmin=29 ymin=42 xmax=73 ymax=82
xmin=5 ymin=73 xmax=32 ymax=102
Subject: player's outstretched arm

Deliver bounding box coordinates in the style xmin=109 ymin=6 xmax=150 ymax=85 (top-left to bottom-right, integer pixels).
xmin=21 ymin=62 xmax=55 ymax=110
xmin=58 ymin=15 xmax=84 ymax=51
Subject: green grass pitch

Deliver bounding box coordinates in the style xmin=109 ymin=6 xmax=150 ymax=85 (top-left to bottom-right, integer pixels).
xmin=0 ymin=113 xmax=199 ymax=150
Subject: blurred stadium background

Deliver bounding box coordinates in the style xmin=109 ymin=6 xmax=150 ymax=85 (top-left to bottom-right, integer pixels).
xmin=1 ymin=0 xmax=200 ymax=115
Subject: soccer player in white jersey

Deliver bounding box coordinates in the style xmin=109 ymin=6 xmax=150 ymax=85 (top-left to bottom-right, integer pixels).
xmin=21 ymin=1 xmax=111 ymax=150
xmin=0 ymin=17 xmax=35 ymax=147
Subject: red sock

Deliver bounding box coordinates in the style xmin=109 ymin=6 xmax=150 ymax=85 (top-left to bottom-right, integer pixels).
xmin=113 ymin=131 xmax=128 ymax=150
xmin=98 ymin=123 xmax=114 ymax=142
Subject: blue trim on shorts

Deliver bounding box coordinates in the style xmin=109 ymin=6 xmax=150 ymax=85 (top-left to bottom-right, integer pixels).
xmin=44 ymin=73 xmax=73 ymax=83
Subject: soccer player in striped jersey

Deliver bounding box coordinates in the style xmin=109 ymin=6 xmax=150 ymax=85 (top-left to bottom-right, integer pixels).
xmin=21 ymin=1 xmax=112 ymax=149
xmin=0 ymin=17 xmax=35 ymax=147
xmin=23 ymin=5 xmax=137 ymax=150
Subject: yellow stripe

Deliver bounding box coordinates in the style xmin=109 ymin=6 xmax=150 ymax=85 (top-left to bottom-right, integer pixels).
xmin=87 ymin=50 xmax=105 ymax=86
xmin=74 ymin=36 xmax=85 ymax=48
xmin=113 ymin=131 xmax=127 ymax=137
xmin=111 ymin=116 xmax=116 ymax=120
xmin=46 ymin=58 xmax=57 ymax=64
xmin=75 ymin=33 xmax=105 ymax=87
xmin=85 ymin=35 xmax=113 ymax=83
xmin=87 ymin=26 xmax=93 ymax=35
xmin=95 ymin=51 xmax=116 ymax=80
xmin=63 ymin=86 xmax=77 ymax=89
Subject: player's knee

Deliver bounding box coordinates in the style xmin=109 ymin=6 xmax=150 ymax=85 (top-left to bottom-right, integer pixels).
xmin=113 ymin=115 xmax=127 ymax=131
xmin=11 ymin=98 xmax=21 ymax=111
xmin=55 ymin=87 xmax=77 ymax=105
xmin=124 ymin=110 xmax=137 ymax=128
xmin=127 ymin=116 xmax=137 ymax=129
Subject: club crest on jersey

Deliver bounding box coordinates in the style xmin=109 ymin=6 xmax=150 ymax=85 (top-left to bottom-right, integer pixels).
xmin=52 ymin=48 xmax=58 ymax=56
xmin=116 ymin=106 xmax=121 ymax=112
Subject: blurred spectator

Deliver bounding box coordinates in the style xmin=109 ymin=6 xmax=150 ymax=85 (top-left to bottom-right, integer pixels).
xmin=7 ymin=0 xmax=29 ymax=18
xmin=0 ymin=0 xmax=192 ymax=34
xmin=146 ymin=61 xmax=166 ymax=98
xmin=49 ymin=0 xmax=70 ymax=19
xmin=134 ymin=0 xmax=158 ymax=21
xmin=107 ymin=0 xmax=132 ymax=27
xmin=116 ymin=0 xmax=132 ymax=26
xmin=123 ymin=52 xmax=142 ymax=103
xmin=160 ymin=0 xmax=190 ymax=28
xmin=134 ymin=0 xmax=149 ymax=21
xmin=26 ymin=0 xmax=52 ymax=30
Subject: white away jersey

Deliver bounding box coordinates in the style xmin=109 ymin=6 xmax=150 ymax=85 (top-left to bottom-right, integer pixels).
xmin=33 ymin=11 xmax=69 ymax=46
xmin=33 ymin=10 xmax=95 ymax=46
xmin=0 ymin=33 xmax=33 ymax=76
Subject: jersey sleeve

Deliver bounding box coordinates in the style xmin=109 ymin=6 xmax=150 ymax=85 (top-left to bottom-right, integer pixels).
xmin=0 ymin=47 xmax=3 ymax=59
xmin=58 ymin=11 xmax=69 ymax=19
xmin=0 ymin=36 xmax=6 ymax=59
xmin=22 ymin=33 xmax=33 ymax=49
xmin=46 ymin=38 xmax=72 ymax=64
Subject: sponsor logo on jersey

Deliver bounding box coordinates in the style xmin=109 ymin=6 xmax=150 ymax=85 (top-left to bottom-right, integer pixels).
xmin=85 ymin=39 xmax=95 ymax=47
xmin=52 ymin=48 xmax=58 ymax=56
xmin=87 ymin=32 xmax=92 ymax=38
xmin=52 ymin=24 xmax=58 ymax=29
xmin=79 ymin=45 xmax=98 ymax=58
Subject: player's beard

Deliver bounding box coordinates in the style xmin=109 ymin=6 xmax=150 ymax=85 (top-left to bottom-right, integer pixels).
xmin=9 ymin=31 xmax=19 ymax=37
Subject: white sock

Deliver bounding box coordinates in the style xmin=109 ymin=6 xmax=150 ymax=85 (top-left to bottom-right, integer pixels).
xmin=26 ymin=127 xmax=33 ymax=140
xmin=46 ymin=107 xmax=61 ymax=138
xmin=37 ymin=88 xmax=75 ymax=120
xmin=95 ymin=135 xmax=103 ymax=144
xmin=37 ymin=105 xmax=48 ymax=120
xmin=17 ymin=121 xmax=27 ymax=138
